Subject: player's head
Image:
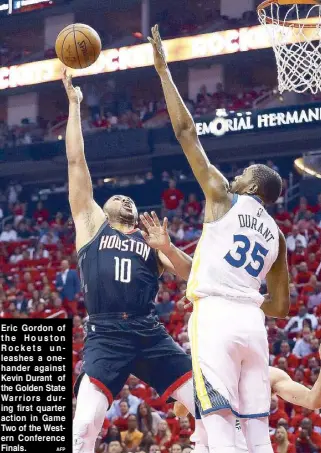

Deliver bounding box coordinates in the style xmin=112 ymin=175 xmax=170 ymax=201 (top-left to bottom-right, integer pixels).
xmin=103 ymin=195 xmax=138 ymax=227
xmin=229 ymin=164 xmax=282 ymax=204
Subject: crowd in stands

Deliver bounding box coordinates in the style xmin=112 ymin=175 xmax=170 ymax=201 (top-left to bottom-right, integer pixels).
xmin=0 ymin=83 xmax=271 ymax=149
xmin=1 ymin=160 xmax=321 ymax=453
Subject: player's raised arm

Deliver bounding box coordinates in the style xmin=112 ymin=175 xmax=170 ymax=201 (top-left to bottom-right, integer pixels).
xmin=261 ymin=229 xmax=290 ymax=318
xmin=271 ymin=358 xmax=321 ymax=410
xmin=148 ymin=25 xmax=229 ymax=200
xmin=140 ymin=212 xmax=192 ymax=280
xmin=62 ymin=68 xmax=105 ymax=251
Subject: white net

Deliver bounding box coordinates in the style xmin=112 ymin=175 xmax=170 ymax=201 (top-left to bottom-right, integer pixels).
xmin=258 ymin=2 xmax=321 ymax=93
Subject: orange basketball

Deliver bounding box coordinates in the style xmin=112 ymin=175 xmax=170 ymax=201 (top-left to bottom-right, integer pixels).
xmin=55 ymin=24 xmax=101 ymax=69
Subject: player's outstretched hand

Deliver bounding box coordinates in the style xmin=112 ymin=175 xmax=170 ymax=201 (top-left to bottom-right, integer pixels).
xmin=140 ymin=211 xmax=171 ymax=253
xmin=62 ymin=67 xmax=83 ymax=104
xmin=147 ymin=24 xmax=168 ymax=76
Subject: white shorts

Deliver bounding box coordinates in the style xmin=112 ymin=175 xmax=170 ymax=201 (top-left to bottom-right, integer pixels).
xmin=189 ymin=297 xmax=271 ymax=418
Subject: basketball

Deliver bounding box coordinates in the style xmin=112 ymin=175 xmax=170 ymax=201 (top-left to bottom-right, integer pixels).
xmin=55 ymin=24 xmax=101 ymax=69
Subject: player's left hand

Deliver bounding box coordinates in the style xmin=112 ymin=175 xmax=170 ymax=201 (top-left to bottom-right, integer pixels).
xmin=140 ymin=211 xmax=171 ymax=252
xmin=148 ymin=24 xmax=168 ymax=76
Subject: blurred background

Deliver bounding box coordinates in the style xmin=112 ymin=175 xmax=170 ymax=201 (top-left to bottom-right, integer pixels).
xmin=1 ymin=1 xmax=321 ymax=451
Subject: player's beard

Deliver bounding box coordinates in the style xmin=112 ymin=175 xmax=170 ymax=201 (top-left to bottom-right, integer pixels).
xmin=119 ymin=207 xmax=136 ymax=226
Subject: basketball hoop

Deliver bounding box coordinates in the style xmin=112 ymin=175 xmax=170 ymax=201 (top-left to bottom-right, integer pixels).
xmin=257 ymin=0 xmax=321 ymax=93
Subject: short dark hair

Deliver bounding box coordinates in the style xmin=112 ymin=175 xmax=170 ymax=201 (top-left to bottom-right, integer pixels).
xmin=252 ymin=164 xmax=282 ymax=204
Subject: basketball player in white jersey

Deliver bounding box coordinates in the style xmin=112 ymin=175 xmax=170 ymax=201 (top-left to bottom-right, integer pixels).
xmin=149 ymin=25 xmax=290 ymax=453
xmin=174 ymin=350 xmax=321 ymax=453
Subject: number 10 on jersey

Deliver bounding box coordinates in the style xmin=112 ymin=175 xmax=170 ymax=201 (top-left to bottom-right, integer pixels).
xmin=114 ymin=257 xmax=132 ymax=283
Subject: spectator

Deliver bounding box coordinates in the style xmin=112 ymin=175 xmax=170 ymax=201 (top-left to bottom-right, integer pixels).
xmin=301 ymin=338 xmax=320 ymax=367
xmin=15 ymin=291 xmax=28 ymax=313
xmin=103 ymin=425 xmax=121 ymax=444
xmin=307 ymin=283 xmax=321 ymax=311
xmin=140 ymin=432 xmax=156 ymax=453
xmin=295 ymin=262 xmax=313 ymax=290
xmin=156 ymin=291 xmax=175 ymax=322
xmin=113 ymin=400 xmax=130 ymax=431
xmin=137 ymin=402 xmax=163 ymax=435
xmin=272 ymin=426 xmax=295 ymax=453
xmin=184 ymin=193 xmax=201 ymax=217
xmin=107 ymin=440 xmax=123 ymax=453
xmin=171 ymin=445 xmax=182 ymax=453
xmin=286 ymin=226 xmax=307 ymax=252
xmin=55 ymin=259 xmax=80 ymax=314
xmin=284 ymin=307 xmax=318 ymax=334
xmin=9 ymin=247 xmax=23 ymax=264
xmin=269 ymin=395 xmax=289 ymax=429
xmin=107 ymin=385 xmax=141 ymax=419
xmin=293 ymin=327 xmax=314 ymax=358
xmin=162 ymin=180 xmax=184 ymax=219
xmin=16 ymin=221 xmax=32 ymax=240
xmin=33 ymin=201 xmax=49 ymax=224
xmin=127 ymin=375 xmax=150 ymax=400
xmin=0 ymin=223 xmax=17 ymax=242
xmin=295 ymin=418 xmax=321 ymax=453
xmin=155 ymin=420 xmax=172 ymax=452
xmin=121 ymin=414 xmax=143 ymax=449
xmin=149 ymin=444 xmax=161 ymax=453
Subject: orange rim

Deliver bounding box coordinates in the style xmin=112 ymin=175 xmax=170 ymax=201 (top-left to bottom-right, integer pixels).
xmin=257 ymin=0 xmax=321 ymax=28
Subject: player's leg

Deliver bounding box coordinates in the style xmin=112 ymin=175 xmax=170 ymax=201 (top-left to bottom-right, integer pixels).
xmin=238 ymin=324 xmax=272 ymax=453
xmin=201 ymin=410 xmax=236 ymax=453
xmin=190 ymin=405 xmax=209 ymax=453
xmin=239 ymin=418 xmax=272 ymax=453
xmin=73 ymin=318 xmax=136 ymax=452
xmin=73 ymin=374 xmax=109 ymax=453
xmin=189 ymin=301 xmax=243 ymax=453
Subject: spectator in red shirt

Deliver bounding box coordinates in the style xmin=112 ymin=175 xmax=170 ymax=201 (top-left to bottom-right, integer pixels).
xmin=269 ymin=395 xmax=289 ymax=429
xmin=275 ymin=357 xmax=294 ymax=379
xmin=273 ymin=341 xmax=300 ymax=369
xmin=72 ymin=315 xmax=84 ymax=337
xmin=33 ymin=201 xmax=49 ymax=224
xmin=291 ymin=242 xmax=307 ymax=266
xmin=113 ymin=401 xmax=130 ymax=432
xmin=162 ymin=180 xmax=184 ymax=219
xmin=295 ymin=262 xmax=313 ymax=289
xmin=272 ymin=426 xmax=295 ymax=453
xmin=155 ymin=420 xmax=172 ymax=452
xmin=291 ymin=408 xmax=321 ymax=435
xmin=184 ymin=193 xmax=201 ymax=217
xmin=127 ymin=375 xmax=150 ymax=401
xmin=295 ymin=418 xmax=321 ymax=452
xmin=275 ymin=204 xmax=292 ymax=227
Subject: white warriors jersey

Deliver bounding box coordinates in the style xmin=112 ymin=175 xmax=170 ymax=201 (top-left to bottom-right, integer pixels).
xmin=186 ymin=194 xmax=279 ymax=307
